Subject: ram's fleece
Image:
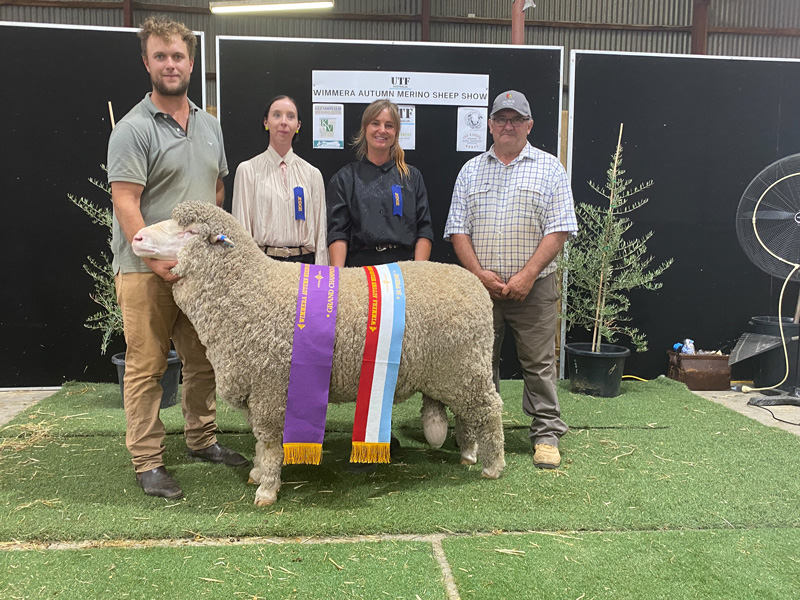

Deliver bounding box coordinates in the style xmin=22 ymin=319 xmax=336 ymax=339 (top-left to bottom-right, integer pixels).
xmin=132 ymin=202 xmax=505 ymax=505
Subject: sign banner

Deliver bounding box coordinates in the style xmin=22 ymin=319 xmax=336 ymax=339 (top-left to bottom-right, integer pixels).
xmin=456 ymin=106 xmax=488 ymax=152
xmin=312 ymin=70 xmax=489 ymax=106
xmin=398 ymin=105 xmax=415 ymax=150
xmin=312 ymin=103 xmax=344 ymax=149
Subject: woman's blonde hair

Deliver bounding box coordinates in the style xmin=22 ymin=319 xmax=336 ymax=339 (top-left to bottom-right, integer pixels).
xmin=351 ymin=99 xmax=410 ymax=179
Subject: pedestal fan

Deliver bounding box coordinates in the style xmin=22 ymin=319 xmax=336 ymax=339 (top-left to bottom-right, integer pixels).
xmin=735 ymin=153 xmax=800 ymax=406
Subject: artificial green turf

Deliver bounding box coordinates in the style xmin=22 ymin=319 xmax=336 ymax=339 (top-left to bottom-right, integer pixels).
xmin=443 ymin=528 xmax=800 ymax=599
xmin=0 ymin=540 xmax=446 ymax=599
xmin=2 ymin=378 xmax=800 ymax=541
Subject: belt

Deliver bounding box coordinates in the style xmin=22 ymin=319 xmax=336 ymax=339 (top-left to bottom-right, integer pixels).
xmin=374 ymin=244 xmax=401 ymax=252
xmin=264 ymin=246 xmax=313 ymax=258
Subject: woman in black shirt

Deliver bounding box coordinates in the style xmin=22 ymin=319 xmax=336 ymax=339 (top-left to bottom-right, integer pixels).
xmin=326 ymin=99 xmax=434 ymax=268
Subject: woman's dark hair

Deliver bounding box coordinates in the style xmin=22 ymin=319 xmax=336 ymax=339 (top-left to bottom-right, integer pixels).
xmin=262 ymin=95 xmax=301 ymax=146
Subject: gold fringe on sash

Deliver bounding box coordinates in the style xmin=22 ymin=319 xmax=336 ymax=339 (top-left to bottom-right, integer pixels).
xmin=283 ymin=443 xmax=322 ymax=465
xmin=350 ymin=442 xmax=392 ymax=464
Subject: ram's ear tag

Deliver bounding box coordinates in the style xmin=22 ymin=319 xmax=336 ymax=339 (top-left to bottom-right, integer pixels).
xmin=212 ymin=234 xmax=235 ymax=249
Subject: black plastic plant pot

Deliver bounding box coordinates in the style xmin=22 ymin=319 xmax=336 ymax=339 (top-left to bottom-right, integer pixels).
xmin=111 ymin=350 xmax=181 ymax=409
xmin=750 ymin=316 xmax=800 ymax=392
xmin=565 ymin=342 xmax=631 ymax=398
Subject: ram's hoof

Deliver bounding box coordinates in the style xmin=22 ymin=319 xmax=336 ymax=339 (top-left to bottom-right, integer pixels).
xmin=254 ymin=483 xmax=279 ymax=506
xmin=248 ymin=467 xmax=262 ymax=485
xmin=460 ymin=453 xmax=477 ymax=466
xmin=481 ymin=466 xmax=502 ymax=479
xmin=254 ymin=490 xmax=278 ymax=505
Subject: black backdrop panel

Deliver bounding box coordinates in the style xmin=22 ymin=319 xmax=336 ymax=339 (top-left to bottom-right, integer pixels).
xmin=217 ymin=37 xmax=562 ymax=378
xmin=217 ymin=38 xmax=562 ymax=262
xmin=570 ymin=52 xmax=800 ymax=380
xmin=1 ymin=23 xmax=203 ymax=386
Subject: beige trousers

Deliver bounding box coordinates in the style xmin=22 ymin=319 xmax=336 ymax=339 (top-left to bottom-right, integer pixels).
xmin=492 ymin=273 xmax=568 ymax=447
xmin=116 ymin=272 xmax=218 ymax=472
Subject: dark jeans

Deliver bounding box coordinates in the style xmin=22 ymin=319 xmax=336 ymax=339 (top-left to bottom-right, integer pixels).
xmin=346 ymin=246 xmax=413 ymax=267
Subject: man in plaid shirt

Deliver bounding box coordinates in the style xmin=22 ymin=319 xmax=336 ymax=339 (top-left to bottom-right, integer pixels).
xmin=445 ymin=90 xmax=578 ymax=469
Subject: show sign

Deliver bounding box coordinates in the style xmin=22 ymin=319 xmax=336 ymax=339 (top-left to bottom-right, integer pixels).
xmin=311 ymin=70 xmax=490 ymax=106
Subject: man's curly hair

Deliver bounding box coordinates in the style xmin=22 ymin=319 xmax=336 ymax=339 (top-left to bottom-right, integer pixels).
xmin=138 ymin=16 xmax=197 ymax=60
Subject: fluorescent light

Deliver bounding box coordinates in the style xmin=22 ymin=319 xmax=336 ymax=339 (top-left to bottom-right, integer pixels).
xmin=210 ymin=0 xmax=333 ymax=14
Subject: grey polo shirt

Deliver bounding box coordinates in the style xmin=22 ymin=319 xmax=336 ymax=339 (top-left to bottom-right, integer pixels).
xmin=107 ymin=93 xmax=228 ymax=274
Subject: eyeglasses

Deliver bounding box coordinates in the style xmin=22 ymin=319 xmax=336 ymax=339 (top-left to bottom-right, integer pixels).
xmin=491 ymin=116 xmax=530 ymax=127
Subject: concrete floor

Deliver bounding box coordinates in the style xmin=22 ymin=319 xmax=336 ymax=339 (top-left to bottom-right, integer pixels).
xmin=0 ymin=389 xmax=60 ymax=427
xmin=692 ymin=387 xmax=800 ymax=435
xmin=2 ymin=386 xmax=800 ymax=435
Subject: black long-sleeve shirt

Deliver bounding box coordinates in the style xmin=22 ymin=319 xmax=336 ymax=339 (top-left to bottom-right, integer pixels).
xmin=326 ymin=158 xmax=434 ymax=251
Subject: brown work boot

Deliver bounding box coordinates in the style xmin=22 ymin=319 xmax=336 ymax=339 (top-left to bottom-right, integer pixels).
xmin=136 ymin=466 xmax=183 ymax=499
xmin=187 ymin=443 xmax=249 ymax=467
xmin=533 ymin=444 xmax=561 ymax=469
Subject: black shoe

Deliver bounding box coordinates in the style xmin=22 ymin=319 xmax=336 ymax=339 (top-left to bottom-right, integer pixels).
xmin=187 ymin=443 xmax=249 ymax=467
xmin=348 ymin=462 xmax=378 ymax=474
xmin=390 ymin=434 xmax=402 ymax=456
xmin=136 ymin=467 xmax=183 ymax=499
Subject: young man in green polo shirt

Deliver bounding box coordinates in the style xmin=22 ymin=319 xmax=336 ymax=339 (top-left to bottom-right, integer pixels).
xmin=108 ymin=17 xmax=247 ymax=499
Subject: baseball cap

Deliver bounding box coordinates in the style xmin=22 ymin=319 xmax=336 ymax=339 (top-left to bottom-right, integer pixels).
xmin=490 ymin=90 xmax=531 ymax=118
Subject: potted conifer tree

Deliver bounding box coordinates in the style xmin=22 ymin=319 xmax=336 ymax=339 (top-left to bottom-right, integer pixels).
xmin=69 ymin=169 xmax=180 ymax=408
xmin=559 ymin=124 xmax=673 ymax=397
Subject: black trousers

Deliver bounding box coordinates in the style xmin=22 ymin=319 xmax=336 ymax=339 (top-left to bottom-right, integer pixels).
xmin=346 ymin=247 xmax=413 ymax=267
xmin=269 ymin=252 xmax=316 ymax=264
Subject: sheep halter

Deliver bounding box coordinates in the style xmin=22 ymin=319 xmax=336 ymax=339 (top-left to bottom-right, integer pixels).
xmin=283 ymin=264 xmax=339 ymax=465
xmin=351 ymin=264 xmax=406 ymax=464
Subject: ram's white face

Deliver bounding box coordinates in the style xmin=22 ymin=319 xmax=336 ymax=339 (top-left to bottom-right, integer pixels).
xmin=132 ymin=219 xmax=198 ymax=261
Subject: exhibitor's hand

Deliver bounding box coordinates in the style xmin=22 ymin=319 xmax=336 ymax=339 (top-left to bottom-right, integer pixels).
xmin=144 ymin=257 xmax=181 ymax=283
xmin=478 ymin=270 xmax=507 ymax=300
xmin=502 ymin=270 xmax=536 ymax=301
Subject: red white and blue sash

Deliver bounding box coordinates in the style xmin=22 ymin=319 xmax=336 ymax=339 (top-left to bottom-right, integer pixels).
xmin=351 ymin=263 xmax=406 ymax=463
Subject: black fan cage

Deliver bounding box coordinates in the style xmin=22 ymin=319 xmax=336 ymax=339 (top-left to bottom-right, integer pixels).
xmin=736 ymin=153 xmax=800 ymax=282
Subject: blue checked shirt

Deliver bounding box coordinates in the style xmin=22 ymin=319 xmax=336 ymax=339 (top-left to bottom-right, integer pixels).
xmin=445 ymin=143 xmax=578 ymax=282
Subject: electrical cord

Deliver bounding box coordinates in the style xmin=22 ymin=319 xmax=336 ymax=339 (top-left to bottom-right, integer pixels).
xmin=740 ymin=176 xmax=800 ymax=394
xmin=739 ymin=266 xmax=798 ymax=393
xmin=748 ymin=404 xmax=800 ymax=427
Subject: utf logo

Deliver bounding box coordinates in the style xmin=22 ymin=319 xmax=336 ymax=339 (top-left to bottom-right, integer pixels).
xmin=391 ymin=76 xmax=410 ymax=87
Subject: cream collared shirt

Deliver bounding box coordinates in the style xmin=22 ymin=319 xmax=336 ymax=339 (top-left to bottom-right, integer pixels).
xmin=232 ymin=145 xmax=329 ymax=265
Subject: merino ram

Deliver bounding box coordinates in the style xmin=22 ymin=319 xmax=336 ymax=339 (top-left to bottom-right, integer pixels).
xmin=132 ymin=202 xmax=505 ymax=505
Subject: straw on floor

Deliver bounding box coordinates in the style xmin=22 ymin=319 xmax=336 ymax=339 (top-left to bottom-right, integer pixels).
xmin=2 ymin=377 xmax=799 ymax=599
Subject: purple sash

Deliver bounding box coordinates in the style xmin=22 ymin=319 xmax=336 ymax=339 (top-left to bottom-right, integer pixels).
xmin=283 ymin=264 xmax=339 ymax=465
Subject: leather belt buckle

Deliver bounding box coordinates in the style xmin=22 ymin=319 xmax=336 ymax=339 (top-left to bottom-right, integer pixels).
xmin=375 ymin=244 xmax=398 ymax=252
xmin=265 ymin=246 xmax=300 ymax=258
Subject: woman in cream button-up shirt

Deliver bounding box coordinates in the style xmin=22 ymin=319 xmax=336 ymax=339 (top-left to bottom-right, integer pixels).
xmin=232 ymin=95 xmax=328 ymax=265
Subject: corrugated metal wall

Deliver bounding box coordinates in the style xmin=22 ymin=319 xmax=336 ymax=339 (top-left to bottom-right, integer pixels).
xmin=3 ymin=0 xmax=800 ymax=106
xmin=708 ymin=0 xmax=800 ymax=57
xmin=430 ymin=1 xmax=692 ymax=84
xmin=710 ymin=34 xmax=800 ymax=58
xmin=432 ymin=0 xmax=691 ymax=26
xmin=710 ymin=0 xmax=800 ymax=28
